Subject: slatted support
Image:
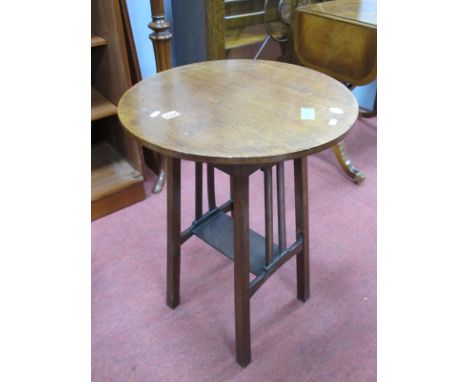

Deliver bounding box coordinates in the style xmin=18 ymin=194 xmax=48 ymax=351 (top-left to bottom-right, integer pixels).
xmin=276 ymin=162 xmax=287 ymax=251
xmin=249 ymin=239 xmax=303 ymax=297
xmin=207 ymin=164 xmax=216 ymax=210
xmin=195 ymin=162 xmax=203 ymax=219
xmin=264 ymin=166 xmax=273 ymax=265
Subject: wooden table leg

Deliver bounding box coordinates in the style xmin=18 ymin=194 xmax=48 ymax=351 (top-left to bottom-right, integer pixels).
xmin=231 ymin=167 xmax=251 ymax=367
xmin=166 ymin=157 xmax=181 ymax=308
xmin=333 ymin=142 xmax=366 ymax=185
xmin=294 ymin=157 xmax=310 ymax=302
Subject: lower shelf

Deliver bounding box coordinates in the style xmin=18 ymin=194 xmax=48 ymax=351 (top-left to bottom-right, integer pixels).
xmin=91 ymin=142 xmax=145 ymax=220
xmin=91 ymin=87 xmax=117 ymax=121
xmin=193 ymin=211 xmax=280 ymax=276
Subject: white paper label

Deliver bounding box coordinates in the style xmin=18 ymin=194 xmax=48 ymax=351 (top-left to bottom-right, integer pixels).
xmin=162 ymin=111 xmax=181 ymax=120
xmin=329 ymin=107 xmax=344 ymax=114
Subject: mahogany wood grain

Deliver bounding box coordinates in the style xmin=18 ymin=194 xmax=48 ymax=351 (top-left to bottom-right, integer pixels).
xmin=293 ymin=0 xmax=377 ymax=86
xmin=118 ymin=59 xmax=359 ymax=165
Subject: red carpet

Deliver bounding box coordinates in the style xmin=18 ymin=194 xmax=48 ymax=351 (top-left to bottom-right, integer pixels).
xmin=92 ymin=116 xmax=376 ymax=381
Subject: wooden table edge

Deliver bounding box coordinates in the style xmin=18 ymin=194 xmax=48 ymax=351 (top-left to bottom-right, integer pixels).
xmin=117 ymin=110 xmax=358 ymax=165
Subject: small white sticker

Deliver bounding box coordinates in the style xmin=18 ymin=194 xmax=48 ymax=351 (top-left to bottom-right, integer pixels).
xmin=328 ymin=118 xmax=338 ymax=126
xmin=150 ymin=110 xmax=161 ymax=118
xmin=329 ymin=107 xmax=344 ymax=114
xmin=162 ymin=111 xmax=180 ymax=120
xmin=301 ymin=107 xmax=315 ymax=120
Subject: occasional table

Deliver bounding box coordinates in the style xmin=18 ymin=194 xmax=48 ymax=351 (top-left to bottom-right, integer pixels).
xmin=118 ymin=59 xmax=359 ymax=367
xmin=293 ymin=0 xmax=377 ymax=183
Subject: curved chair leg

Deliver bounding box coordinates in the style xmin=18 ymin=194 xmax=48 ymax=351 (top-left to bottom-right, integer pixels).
xmin=152 ymin=155 xmax=166 ymax=193
xmin=333 ymin=142 xmax=366 ymax=184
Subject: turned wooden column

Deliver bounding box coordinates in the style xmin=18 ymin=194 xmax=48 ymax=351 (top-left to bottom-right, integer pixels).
xmin=149 ymin=0 xmax=172 ymax=72
xmin=147 ymin=0 xmax=172 ymax=192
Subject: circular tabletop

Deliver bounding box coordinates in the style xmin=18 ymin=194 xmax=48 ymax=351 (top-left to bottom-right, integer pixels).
xmin=118 ymin=59 xmax=359 ymax=165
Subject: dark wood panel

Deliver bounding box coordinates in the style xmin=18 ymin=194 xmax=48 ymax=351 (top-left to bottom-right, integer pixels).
xmin=91 ymin=181 xmax=145 ymax=220
xmin=193 ymin=211 xmax=280 ymax=276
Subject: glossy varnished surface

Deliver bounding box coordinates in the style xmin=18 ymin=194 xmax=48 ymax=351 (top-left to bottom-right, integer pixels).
xmin=294 ymin=0 xmax=377 ymax=86
xmin=298 ymin=0 xmax=376 ymax=28
xmin=118 ymin=60 xmax=358 ymax=165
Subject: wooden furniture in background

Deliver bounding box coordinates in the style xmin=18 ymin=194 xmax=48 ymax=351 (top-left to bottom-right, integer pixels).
xmin=171 ymin=0 xmax=285 ymax=65
xmin=91 ymin=0 xmax=145 ymax=220
xmin=138 ymin=0 xmax=174 ymax=194
xmin=293 ymin=0 xmax=377 ymax=183
xmin=118 ymin=0 xmax=143 ymax=85
xmin=118 ymin=59 xmax=359 ymax=367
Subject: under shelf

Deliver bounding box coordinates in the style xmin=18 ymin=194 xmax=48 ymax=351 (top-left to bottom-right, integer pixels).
xmin=91 ymin=142 xmax=144 ymax=202
xmin=91 ymin=33 xmax=107 ymax=47
xmin=91 ymin=87 xmax=117 ymax=121
xmin=193 ymin=211 xmax=280 ymax=276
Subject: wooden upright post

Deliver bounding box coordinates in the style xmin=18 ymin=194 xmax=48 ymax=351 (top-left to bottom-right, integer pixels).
xmin=148 ymin=0 xmax=172 ymax=193
xmin=149 ymin=0 xmax=172 ymax=72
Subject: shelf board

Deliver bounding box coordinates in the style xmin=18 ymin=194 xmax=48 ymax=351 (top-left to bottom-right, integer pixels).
xmin=92 ymin=142 xmax=144 ymax=202
xmin=225 ymin=22 xmax=285 ymax=50
xmin=193 ymin=211 xmax=280 ymax=276
xmin=91 ymin=87 xmax=117 ymax=121
xmin=91 ymin=33 xmax=107 ymax=47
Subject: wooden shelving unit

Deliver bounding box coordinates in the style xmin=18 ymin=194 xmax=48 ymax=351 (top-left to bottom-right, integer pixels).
xmin=91 ymin=87 xmax=117 ymax=121
xmin=91 ymin=0 xmax=145 ymax=220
